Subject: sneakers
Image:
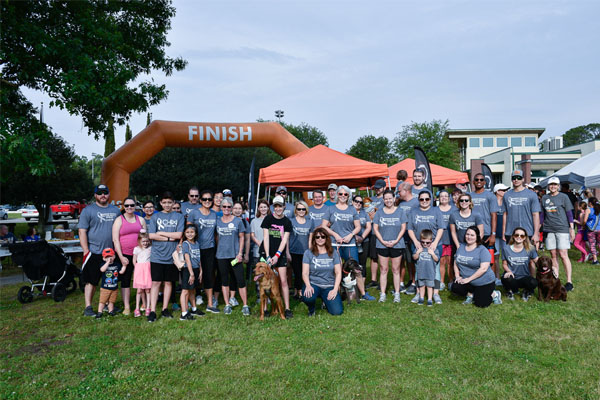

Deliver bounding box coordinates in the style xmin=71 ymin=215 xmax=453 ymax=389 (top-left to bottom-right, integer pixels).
xmin=206 ymin=306 xmax=220 ymax=314
xmin=522 ymin=291 xmax=530 ymax=302
xmin=379 ymin=293 xmax=386 ymax=303
xmin=565 ymin=282 xmax=574 ymax=291
xmin=439 ymin=282 xmax=446 ymax=291
xmin=147 ymin=311 xmax=157 ymax=322
xmin=492 ymin=290 xmax=502 ymax=305
xmin=229 ymin=297 xmax=239 ymax=307
xmin=196 ymin=295 xmax=204 ymax=305
xmin=191 ymin=308 xmax=205 ymax=317
xmin=393 ymin=292 xmax=401 ymax=303
xmin=108 ymin=310 xmax=118 ymax=316
xmin=308 ymin=310 xmax=315 ymax=317
xmin=411 ymin=293 xmax=420 ymax=304
xmin=417 ymin=297 xmax=424 ymax=305
xmin=161 ymin=308 xmax=173 ymax=318
xmin=83 ymin=306 xmax=96 ymax=317
xmin=242 ymin=305 xmax=250 ymax=316
xmin=405 ymin=284 xmax=417 ymax=295
xmin=366 ymin=281 xmax=379 ymax=289
xmin=592 ymin=261 xmax=599 ymax=266
xmin=180 ymin=312 xmax=194 ymax=321
xmin=145 ymin=308 xmax=151 ymax=317
xmin=427 ymin=300 xmax=433 ymax=307
xmin=284 ymin=309 xmax=293 ymax=319
xmin=361 ymin=293 xmax=375 ymax=301
xmin=212 ymin=296 xmax=218 ymax=307
xmin=399 ymin=283 xmax=407 ymax=293
xmin=134 ymin=309 xmax=141 ymax=318
xmin=224 ymin=305 xmax=232 ymax=315
xmin=507 ymin=291 xmax=515 ymax=301
xmin=95 ymin=312 xmax=103 ymax=319
xmin=433 ymin=293 xmax=442 ymax=304
xmin=463 ymin=295 xmax=473 ymax=305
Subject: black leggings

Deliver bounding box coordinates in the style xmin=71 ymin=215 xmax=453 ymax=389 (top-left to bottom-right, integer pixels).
xmin=200 ymin=247 xmax=216 ymax=290
xmin=358 ymin=239 xmax=369 ymax=269
xmin=291 ymin=253 xmax=304 ymax=290
xmin=451 ymin=281 xmax=495 ymax=308
xmin=217 ymin=258 xmax=246 ymax=289
xmin=501 ymin=276 xmax=537 ymax=293
xmin=120 ymin=254 xmax=134 ymax=289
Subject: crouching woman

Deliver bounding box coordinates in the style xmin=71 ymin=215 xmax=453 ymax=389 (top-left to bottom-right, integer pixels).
xmin=301 ymin=227 xmax=343 ymax=316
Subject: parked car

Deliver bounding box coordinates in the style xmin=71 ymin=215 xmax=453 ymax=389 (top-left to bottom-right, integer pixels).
xmin=0 ymin=208 xmax=7 ymax=220
xmin=50 ymin=201 xmax=87 ymax=219
xmin=21 ymin=205 xmax=39 ymax=221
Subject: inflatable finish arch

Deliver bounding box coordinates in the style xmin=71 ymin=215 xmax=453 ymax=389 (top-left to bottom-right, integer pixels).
xmin=101 ymin=120 xmax=308 ymax=203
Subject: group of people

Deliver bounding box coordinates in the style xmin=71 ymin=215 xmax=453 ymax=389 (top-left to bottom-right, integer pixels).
xmin=76 ymin=168 xmax=598 ymax=320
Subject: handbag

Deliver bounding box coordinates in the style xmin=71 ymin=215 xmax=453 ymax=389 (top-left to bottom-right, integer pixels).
xmin=172 ymin=243 xmax=185 ymax=271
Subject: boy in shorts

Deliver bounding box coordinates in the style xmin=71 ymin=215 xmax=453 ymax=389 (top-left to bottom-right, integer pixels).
xmin=96 ymin=248 xmax=126 ymax=318
xmin=413 ymin=229 xmax=439 ymax=306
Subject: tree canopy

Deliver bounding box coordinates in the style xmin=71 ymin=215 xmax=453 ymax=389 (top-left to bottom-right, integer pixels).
xmin=346 ymin=135 xmax=397 ymax=165
xmin=563 ymin=123 xmax=600 ymax=147
xmin=281 ymin=122 xmax=329 ymax=148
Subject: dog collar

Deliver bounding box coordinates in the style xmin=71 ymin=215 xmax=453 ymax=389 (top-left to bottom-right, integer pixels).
xmin=540 ymin=268 xmax=551 ymax=275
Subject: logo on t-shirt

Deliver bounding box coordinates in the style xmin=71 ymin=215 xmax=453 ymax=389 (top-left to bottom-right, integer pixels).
xmin=456 ymin=254 xmax=474 ymax=263
xmin=157 ymin=218 xmax=179 ymax=230
xmin=379 ymin=217 xmax=400 ymax=226
xmin=455 ymin=220 xmax=476 ymax=230
xmin=312 ymin=257 xmax=333 ymax=269
xmin=97 ymin=211 xmax=117 ymax=223
xmin=507 ymin=197 xmax=528 ymax=207
xmin=544 ymin=199 xmax=558 ymax=213
xmin=507 ymin=255 xmax=529 ymax=265
xmin=269 ymin=224 xmax=284 ymax=239
xmin=333 ymin=212 xmax=353 ymax=222
xmin=415 ymin=215 xmax=435 ymax=224
xmin=293 ymin=226 xmax=310 ymax=236
xmin=197 ymin=217 xmax=216 ymax=229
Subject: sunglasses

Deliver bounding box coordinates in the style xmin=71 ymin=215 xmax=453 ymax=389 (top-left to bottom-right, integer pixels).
xmin=421 ymin=240 xmax=432 ymax=244
xmin=315 ymin=235 xmax=327 ymax=239
xmin=173 ymin=207 xmax=181 ymax=210
xmin=513 ymin=233 xmax=526 ymax=238
xmin=277 ymin=191 xmax=287 ymax=195
xmin=189 ymin=194 xmax=199 ymax=198
xmin=338 ymin=193 xmax=349 ymax=197
xmin=123 ymin=204 xmax=136 ymax=208
xmin=474 ymin=178 xmax=485 ymax=182
xmin=96 ymin=192 xmax=109 ymax=196
xmin=296 ymin=208 xmax=306 ymax=211
xmin=221 ymin=205 xmax=232 ymax=209
xmin=201 ymin=197 xmax=213 ymax=202
xmin=419 ymin=197 xmax=431 ymax=202
xmin=459 ymin=199 xmax=470 ymax=203
xmin=512 ymin=176 xmax=523 ymax=180
xmin=353 ymin=200 xmax=363 ymax=204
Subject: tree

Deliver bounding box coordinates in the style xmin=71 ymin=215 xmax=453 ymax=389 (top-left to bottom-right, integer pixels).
xmin=563 ymin=123 xmax=600 ymax=147
xmin=392 ymin=120 xmax=460 ymax=170
xmin=346 ymin=135 xmax=398 ymax=165
xmin=1 ymin=0 xmax=187 ymax=139
xmin=125 ymin=124 xmax=132 ymax=142
xmin=281 ymin=122 xmax=329 ymax=148
xmin=104 ymin=119 xmax=115 ymax=157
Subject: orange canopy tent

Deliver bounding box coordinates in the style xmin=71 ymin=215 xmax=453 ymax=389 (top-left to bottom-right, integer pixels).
xmin=258 ymin=145 xmax=389 ymax=191
xmin=389 ymin=158 xmax=468 ymax=187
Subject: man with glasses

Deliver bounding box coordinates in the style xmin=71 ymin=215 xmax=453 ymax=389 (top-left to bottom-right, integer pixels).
xmin=181 ymin=187 xmax=202 ymax=217
xmin=308 ymin=190 xmax=328 ymax=227
xmin=270 ymin=185 xmax=295 ymax=218
xmin=470 ymin=173 xmax=500 ymax=280
xmin=78 ymin=184 xmax=121 ymax=317
xmin=502 ymin=170 xmax=541 ymax=246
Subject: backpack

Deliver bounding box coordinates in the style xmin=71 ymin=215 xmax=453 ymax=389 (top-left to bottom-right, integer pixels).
xmin=586 ymin=208 xmax=599 ymax=231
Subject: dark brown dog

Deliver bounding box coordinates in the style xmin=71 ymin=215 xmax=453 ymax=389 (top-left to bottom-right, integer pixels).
xmin=253 ymin=262 xmax=286 ymax=320
xmin=536 ymin=256 xmax=567 ymax=302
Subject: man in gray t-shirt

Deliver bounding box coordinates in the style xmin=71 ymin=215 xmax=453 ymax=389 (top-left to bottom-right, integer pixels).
xmin=180 ymin=186 xmax=202 ymax=217
xmin=78 ymin=184 xmax=121 ymax=317
xmin=308 ymin=190 xmax=328 ymax=227
xmin=502 ymin=170 xmax=541 ymax=244
xmin=470 ymin=173 xmax=499 ymax=244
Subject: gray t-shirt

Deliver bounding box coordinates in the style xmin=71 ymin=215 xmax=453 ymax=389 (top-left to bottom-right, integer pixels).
xmin=449 ymin=210 xmax=484 ymax=244
xmin=302 ymin=249 xmax=341 ymax=288
xmin=357 ymin=209 xmax=369 ymax=237
xmin=416 ymin=248 xmax=439 ymax=281
xmin=503 ymin=189 xmax=542 ymax=237
xmin=455 ymin=245 xmax=495 ymax=286
xmin=182 ymin=241 xmax=201 ymax=269
xmin=541 ymin=193 xmax=573 ymax=233
xmin=398 ymin=197 xmax=419 ymax=215
xmin=250 ymin=217 xmax=265 ymax=258
xmin=188 ymin=209 xmax=217 ymax=249
xmin=412 ymin=186 xmax=429 ymax=198
xmin=324 ymin=205 xmax=359 ymax=245
xmin=373 ymin=207 xmax=406 ymax=249
xmin=270 ymin=203 xmax=295 ymax=219
xmin=78 ymin=203 xmax=121 ymax=254
xmin=501 ymin=244 xmax=537 ymax=279
xmin=407 ymin=207 xmax=444 ymax=241
xmin=180 ymin=202 xmax=201 ymax=217
xmin=470 ymin=190 xmax=500 ymax=236
xmin=439 ymin=205 xmax=457 ymax=245
xmin=148 ymin=211 xmax=185 ymax=264
xmin=215 ymin=216 xmax=245 ymax=259
xmin=289 ymin=217 xmax=314 ymax=254
xmin=308 ymin=204 xmax=328 ymax=228
xmin=370 ymin=196 xmax=384 ymax=211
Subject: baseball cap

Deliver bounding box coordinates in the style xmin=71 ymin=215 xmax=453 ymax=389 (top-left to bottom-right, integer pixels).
xmin=493 ymin=183 xmax=509 ymax=193
xmin=373 ymin=179 xmax=386 ymax=189
xmin=102 ymin=248 xmax=115 ymax=258
xmin=222 ymin=189 xmax=232 ymax=196
xmin=548 ymin=177 xmax=560 ymax=185
xmin=512 ymin=169 xmax=523 ymax=178
xmin=276 ymin=185 xmax=287 ymax=193
xmin=456 ymin=177 xmax=468 ymax=184
xmin=327 ymin=183 xmax=338 ymax=190
xmin=272 ymin=195 xmax=285 ymax=206
xmin=94 ymin=184 xmax=109 ymax=194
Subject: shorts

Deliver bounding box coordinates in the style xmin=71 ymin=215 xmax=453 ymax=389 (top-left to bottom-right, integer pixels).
xmin=377 ymin=247 xmax=403 ymax=258
xmin=545 ymin=232 xmax=571 ymax=250
xmin=81 ymin=253 xmax=104 ymax=286
xmin=271 ymin=255 xmax=288 ymax=268
xmin=120 ymin=254 xmax=134 ymax=289
xmin=99 ymin=288 xmax=118 ymax=304
xmin=150 ymin=262 xmax=180 ymax=282
xmin=441 ymin=245 xmax=452 ymax=257
xmin=417 ymin=279 xmax=434 ymax=288
xmin=181 ymin=268 xmax=201 ymax=290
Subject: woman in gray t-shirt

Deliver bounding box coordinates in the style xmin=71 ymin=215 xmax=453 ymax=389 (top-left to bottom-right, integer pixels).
xmin=501 ymin=227 xmax=539 ymax=301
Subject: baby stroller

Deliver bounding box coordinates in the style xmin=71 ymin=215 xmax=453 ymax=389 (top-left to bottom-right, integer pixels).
xmin=9 ymin=240 xmax=81 ymax=303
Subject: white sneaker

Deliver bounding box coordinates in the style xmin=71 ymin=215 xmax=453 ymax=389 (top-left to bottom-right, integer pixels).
xmin=433 ymin=293 xmax=442 ymax=304
xmin=492 ymin=290 xmax=502 ymax=305
xmin=196 ymin=295 xmax=204 ymax=305
xmin=379 ymin=293 xmax=386 ymax=303
xmin=393 ymin=292 xmax=401 ymax=303
xmin=411 ymin=293 xmax=420 ymax=304
xmin=229 ymin=297 xmax=239 ymax=307
xmin=439 ymin=282 xmax=446 ymax=291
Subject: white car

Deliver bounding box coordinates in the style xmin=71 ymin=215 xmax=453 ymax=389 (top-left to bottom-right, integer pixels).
xmin=0 ymin=208 xmax=7 ymax=220
xmin=21 ymin=205 xmax=39 ymax=221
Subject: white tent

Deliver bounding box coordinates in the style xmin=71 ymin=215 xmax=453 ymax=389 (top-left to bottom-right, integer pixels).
xmin=539 ymin=149 xmax=600 ymax=188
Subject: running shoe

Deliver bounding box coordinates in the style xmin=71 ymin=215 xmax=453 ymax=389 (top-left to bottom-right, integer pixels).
xmin=378 ymin=293 xmax=386 ymax=303
xmin=463 ymin=295 xmax=473 ymax=305
xmin=433 ymin=293 xmax=442 ymax=304
xmin=242 ymin=305 xmax=250 ymax=316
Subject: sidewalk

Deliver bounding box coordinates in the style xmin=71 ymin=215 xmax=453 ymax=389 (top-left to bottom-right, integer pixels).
xmin=0 ymin=273 xmax=27 ymax=287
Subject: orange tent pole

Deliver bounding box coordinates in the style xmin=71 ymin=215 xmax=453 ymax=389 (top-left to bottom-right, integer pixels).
xmin=101 ymin=120 xmax=308 ymax=204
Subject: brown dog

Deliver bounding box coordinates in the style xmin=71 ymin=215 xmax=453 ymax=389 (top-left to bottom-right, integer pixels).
xmin=536 ymin=256 xmax=567 ymax=302
xmin=253 ymin=261 xmax=286 ymax=320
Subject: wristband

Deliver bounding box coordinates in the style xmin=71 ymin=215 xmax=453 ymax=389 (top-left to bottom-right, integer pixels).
xmin=275 ymin=250 xmax=282 ymax=257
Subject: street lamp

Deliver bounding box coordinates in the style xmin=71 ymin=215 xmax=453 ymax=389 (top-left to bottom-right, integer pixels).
xmin=275 ymin=110 xmax=284 ymax=122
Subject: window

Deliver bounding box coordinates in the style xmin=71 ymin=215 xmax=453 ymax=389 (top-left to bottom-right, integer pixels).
xmin=511 ymin=137 xmax=522 ymax=147
xmin=482 ymin=137 xmax=494 ymax=147
xmin=497 ymin=137 xmax=508 ymax=147
xmin=525 ymin=136 xmax=537 ymax=147
xmin=469 ymin=137 xmax=480 ymax=148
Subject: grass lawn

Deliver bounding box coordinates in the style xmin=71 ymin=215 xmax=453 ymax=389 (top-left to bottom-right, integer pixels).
xmin=1 ymin=253 xmax=599 ymax=399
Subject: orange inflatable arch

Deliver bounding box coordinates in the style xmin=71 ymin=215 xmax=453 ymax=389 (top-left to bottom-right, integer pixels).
xmin=101 ymin=120 xmax=308 ymax=204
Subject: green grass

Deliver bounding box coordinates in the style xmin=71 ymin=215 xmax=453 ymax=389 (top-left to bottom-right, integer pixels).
xmin=1 ymin=254 xmax=599 ymax=399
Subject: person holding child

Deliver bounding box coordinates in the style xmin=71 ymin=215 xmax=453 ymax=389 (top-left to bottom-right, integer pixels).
xmin=180 ymin=224 xmax=205 ymax=320
xmin=413 ymin=229 xmax=439 ymax=306
xmin=96 ymin=248 xmax=126 ymax=318
xmin=132 ymin=232 xmax=152 ymax=317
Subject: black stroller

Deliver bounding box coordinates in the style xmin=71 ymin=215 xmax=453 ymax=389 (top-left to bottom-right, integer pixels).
xmin=9 ymin=240 xmax=81 ymax=303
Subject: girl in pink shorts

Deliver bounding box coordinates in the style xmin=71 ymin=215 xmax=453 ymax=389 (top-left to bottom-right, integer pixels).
xmin=133 ymin=232 xmax=152 ymax=317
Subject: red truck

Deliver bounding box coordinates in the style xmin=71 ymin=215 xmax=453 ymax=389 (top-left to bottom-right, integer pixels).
xmin=50 ymin=201 xmax=87 ymax=219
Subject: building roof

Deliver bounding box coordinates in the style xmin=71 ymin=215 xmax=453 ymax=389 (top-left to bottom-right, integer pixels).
xmin=447 ymin=128 xmax=545 ymax=138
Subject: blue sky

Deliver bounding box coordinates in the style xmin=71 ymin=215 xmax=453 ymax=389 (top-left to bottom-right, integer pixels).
xmin=25 ymin=0 xmax=600 ymax=159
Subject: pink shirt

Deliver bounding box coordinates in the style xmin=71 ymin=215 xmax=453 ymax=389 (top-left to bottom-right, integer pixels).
xmin=119 ymin=214 xmax=143 ymax=255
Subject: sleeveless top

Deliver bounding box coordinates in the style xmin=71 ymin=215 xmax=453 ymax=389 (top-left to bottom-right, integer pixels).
xmin=119 ymin=214 xmax=143 ymax=255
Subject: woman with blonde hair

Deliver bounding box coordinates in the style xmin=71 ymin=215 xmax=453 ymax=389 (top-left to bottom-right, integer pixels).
xmin=501 ymin=227 xmax=539 ymax=301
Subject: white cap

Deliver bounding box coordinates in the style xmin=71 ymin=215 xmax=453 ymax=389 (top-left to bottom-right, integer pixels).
xmin=548 ymin=177 xmax=560 ymax=185
xmin=493 ymin=183 xmax=509 ymax=193
xmin=272 ymin=195 xmax=285 ymax=206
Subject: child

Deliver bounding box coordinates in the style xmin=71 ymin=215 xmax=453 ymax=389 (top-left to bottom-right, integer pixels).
xmin=180 ymin=224 xmax=204 ymax=320
xmin=96 ymin=248 xmax=126 ymax=318
xmin=413 ymin=229 xmax=439 ymax=306
xmin=133 ymin=232 xmax=152 ymax=317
